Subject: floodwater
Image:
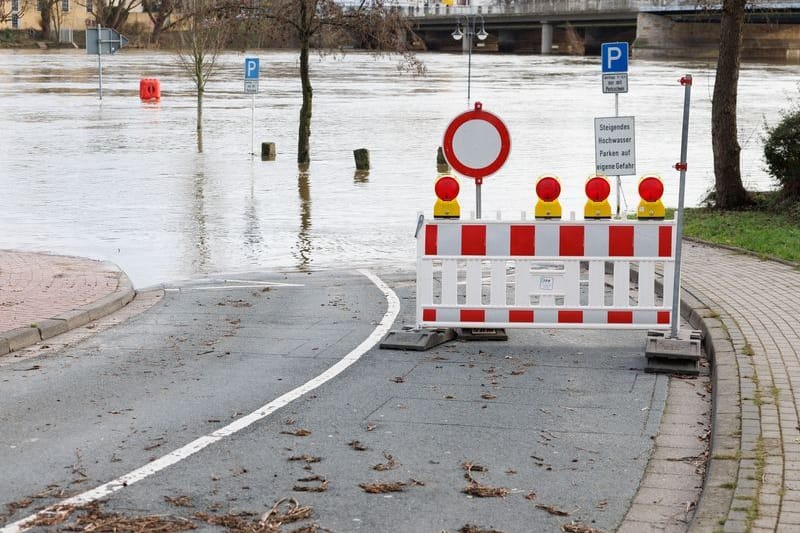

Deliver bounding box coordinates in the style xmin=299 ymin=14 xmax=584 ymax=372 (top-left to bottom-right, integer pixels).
xmin=0 ymin=49 xmax=796 ymax=287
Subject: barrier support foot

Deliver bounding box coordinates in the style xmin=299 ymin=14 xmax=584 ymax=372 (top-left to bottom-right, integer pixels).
xmin=456 ymin=328 xmax=509 ymax=341
xmin=380 ymin=327 xmax=457 ymax=351
xmin=644 ymin=330 xmax=702 ymax=375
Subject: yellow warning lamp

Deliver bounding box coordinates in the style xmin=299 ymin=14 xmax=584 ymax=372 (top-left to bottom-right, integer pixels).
xmin=637 ymin=175 xmax=666 ymax=220
xmin=433 ymin=174 xmax=461 ymax=219
xmin=534 ymin=175 xmax=562 ymax=219
xmin=584 ymin=175 xmax=612 ymax=219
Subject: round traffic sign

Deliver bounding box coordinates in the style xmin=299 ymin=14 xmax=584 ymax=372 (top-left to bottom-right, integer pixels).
xmin=442 ymin=102 xmax=510 ymax=180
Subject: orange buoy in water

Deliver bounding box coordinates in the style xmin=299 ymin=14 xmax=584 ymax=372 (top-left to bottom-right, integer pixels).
xmin=139 ymin=78 xmax=160 ymax=101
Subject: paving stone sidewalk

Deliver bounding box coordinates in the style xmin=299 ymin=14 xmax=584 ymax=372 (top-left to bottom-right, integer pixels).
xmin=682 ymin=241 xmax=800 ymax=533
xmin=0 ymin=250 xmax=134 ymax=355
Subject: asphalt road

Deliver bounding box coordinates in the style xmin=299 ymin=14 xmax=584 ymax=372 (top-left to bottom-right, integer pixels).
xmin=0 ymin=269 xmax=668 ymax=533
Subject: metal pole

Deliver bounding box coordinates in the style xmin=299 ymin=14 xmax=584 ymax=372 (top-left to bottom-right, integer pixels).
xmin=467 ymin=22 xmax=472 ymax=108
xmin=670 ymin=74 xmax=692 ymax=339
xmin=97 ymin=23 xmax=103 ymax=100
xmin=614 ymin=92 xmax=620 ymax=218
xmin=476 ymin=180 xmax=482 ymax=219
xmin=251 ymin=94 xmax=255 ymax=156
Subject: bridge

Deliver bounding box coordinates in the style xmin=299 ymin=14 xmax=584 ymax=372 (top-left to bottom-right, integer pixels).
xmin=380 ymin=0 xmax=800 ymax=60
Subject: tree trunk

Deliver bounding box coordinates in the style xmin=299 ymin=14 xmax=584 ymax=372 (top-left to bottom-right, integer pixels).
xmin=297 ymin=36 xmax=312 ymax=165
xmin=196 ymin=88 xmax=204 ymax=153
xmin=711 ymin=0 xmax=752 ymax=209
xmin=40 ymin=7 xmax=51 ymax=40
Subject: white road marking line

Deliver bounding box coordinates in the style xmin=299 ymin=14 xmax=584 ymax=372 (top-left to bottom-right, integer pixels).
xmin=2 ymin=269 xmax=399 ymax=533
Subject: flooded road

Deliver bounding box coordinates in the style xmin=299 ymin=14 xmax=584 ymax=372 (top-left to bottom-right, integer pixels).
xmin=0 ymin=49 xmax=796 ymax=287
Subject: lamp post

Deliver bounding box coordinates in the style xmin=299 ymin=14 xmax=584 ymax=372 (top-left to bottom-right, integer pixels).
xmin=451 ymin=14 xmax=488 ymax=108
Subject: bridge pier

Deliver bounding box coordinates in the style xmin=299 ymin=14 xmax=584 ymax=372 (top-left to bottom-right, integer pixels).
xmin=541 ymin=22 xmax=553 ymax=54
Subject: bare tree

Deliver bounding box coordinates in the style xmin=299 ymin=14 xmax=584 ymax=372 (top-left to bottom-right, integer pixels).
xmin=84 ymin=0 xmax=143 ymax=30
xmin=710 ymin=0 xmax=753 ymax=208
xmin=143 ymin=0 xmax=188 ymax=45
xmin=241 ymin=0 xmax=420 ymax=165
xmin=176 ymin=0 xmax=229 ymax=152
xmin=38 ymin=0 xmax=65 ymax=41
xmin=0 ymin=0 xmax=29 ymax=24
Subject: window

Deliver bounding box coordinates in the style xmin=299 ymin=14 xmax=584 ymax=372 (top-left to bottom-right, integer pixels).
xmin=37 ymin=0 xmax=43 ymax=11
xmin=11 ymin=0 xmax=18 ymax=10
xmin=11 ymin=13 xmax=19 ymax=28
xmin=61 ymin=0 xmax=69 ymax=11
xmin=86 ymin=0 xmax=92 ymax=12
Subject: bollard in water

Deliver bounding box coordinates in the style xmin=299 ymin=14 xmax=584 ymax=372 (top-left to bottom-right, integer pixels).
xmin=261 ymin=142 xmax=276 ymax=161
xmin=354 ymin=148 xmax=370 ymax=170
xmin=437 ymin=146 xmax=450 ymax=173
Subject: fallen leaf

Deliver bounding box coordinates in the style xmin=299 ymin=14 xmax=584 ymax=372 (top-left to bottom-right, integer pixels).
xmin=359 ymin=481 xmax=406 ymax=493
xmin=561 ymin=522 xmax=607 ymax=533
xmin=293 ymin=475 xmax=328 ymax=493
xmin=281 ymin=429 xmax=312 ymax=437
xmin=536 ymin=503 xmax=569 ymax=516
xmin=289 ymin=455 xmax=321 ymax=464
xmin=348 ymin=440 xmax=368 ymax=451
xmin=462 ymin=483 xmax=509 ymax=498
xmin=372 ymin=453 xmax=398 ymax=471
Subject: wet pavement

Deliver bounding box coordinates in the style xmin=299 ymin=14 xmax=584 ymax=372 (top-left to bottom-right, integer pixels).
xmin=0 ymin=255 xmax=711 ymax=533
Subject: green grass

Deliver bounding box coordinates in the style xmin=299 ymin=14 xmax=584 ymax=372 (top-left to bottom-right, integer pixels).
xmin=682 ymin=207 xmax=800 ymax=264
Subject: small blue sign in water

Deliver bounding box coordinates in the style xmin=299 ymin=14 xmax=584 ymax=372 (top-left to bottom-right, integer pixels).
xmin=244 ymin=58 xmax=260 ymax=80
xmin=601 ymin=42 xmax=628 ymax=73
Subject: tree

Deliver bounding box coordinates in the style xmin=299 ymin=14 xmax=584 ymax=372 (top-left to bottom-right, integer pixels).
xmin=0 ymin=0 xmax=29 ymax=24
xmin=143 ymin=0 xmax=187 ymax=45
xmin=38 ymin=0 xmax=65 ymax=41
xmin=242 ymin=0 xmax=420 ymax=165
xmin=710 ymin=0 xmax=753 ymax=208
xmin=83 ymin=0 xmax=143 ymax=30
xmin=176 ymin=0 xmax=230 ymax=152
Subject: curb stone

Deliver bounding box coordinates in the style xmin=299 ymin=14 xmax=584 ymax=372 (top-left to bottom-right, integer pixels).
xmin=0 ymin=261 xmax=135 ymax=357
xmin=682 ymin=287 xmax=750 ymax=532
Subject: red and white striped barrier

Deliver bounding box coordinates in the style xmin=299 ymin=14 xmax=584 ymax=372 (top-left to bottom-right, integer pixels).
xmin=416 ymin=217 xmax=676 ymax=330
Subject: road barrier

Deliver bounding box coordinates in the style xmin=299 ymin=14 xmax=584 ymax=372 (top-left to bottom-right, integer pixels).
xmin=416 ymin=216 xmax=675 ymax=330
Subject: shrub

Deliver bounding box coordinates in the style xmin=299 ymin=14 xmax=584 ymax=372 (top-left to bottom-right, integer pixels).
xmin=764 ymin=107 xmax=800 ymax=201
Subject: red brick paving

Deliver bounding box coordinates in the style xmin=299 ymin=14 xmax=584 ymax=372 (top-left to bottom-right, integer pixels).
xmin=0 ymin=250 xmax=123 ymax=333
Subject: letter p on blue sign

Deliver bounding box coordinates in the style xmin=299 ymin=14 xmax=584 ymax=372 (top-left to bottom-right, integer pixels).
xmin=245 ymin=58 xmax=260 ymax=80
xmin=601 ymin=42 xmax=628 ymax=73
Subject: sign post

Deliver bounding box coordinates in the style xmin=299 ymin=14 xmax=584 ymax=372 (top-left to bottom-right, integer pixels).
xmin=442 ymin=102 xmax=510 ymax=219
xmin=600 ymin=42 xmax=629 ymax=217
xmin=85 ymin=24 xmax=129 ymax=100
xmin=244 ymin=57 xmax=260 ymax=156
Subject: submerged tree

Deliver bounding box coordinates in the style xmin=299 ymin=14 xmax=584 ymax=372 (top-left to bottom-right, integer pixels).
xmin=241 ymin=0 xmax=421 ymax=165
xmin=176 ymin=0 xmax=230 ymax=152
xmin=710 ymin=0 xmax=753 ymax=208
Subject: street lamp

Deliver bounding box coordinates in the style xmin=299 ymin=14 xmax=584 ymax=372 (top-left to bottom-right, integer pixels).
xmin=452 ymin=14 xmax=488 ymax=108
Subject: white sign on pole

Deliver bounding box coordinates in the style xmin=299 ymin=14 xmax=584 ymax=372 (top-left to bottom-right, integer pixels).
xmin=602 ymin=73 xmax=628 ymax=94
xmin=594 ymin=116 xmax=636 ymax=175
xmin=244 ymin=80 xmax=259 ymax=94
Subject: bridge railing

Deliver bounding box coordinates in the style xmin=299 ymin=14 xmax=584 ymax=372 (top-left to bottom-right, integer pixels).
xmin=339 ymin=0 xmax=798 ymax=18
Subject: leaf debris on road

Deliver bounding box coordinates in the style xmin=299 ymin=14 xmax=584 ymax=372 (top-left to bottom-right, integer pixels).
xmin=281 ymin=428 xmax=312 ymax=437
xmin=348 ymin=440 xmax=368 ymax=451
xmin=372 ymin=453 xmax=398 ymax=471
xmin=293 ymin=475 xmax=328 ymax=493
xmin=561 ymin=522 xmax=607 ymax=533
xmin=536 ymin=503 xmax=570 ymax=516
xmin=359 ymin=481 xmax=407 ymax=493
xmin=288 ymin=454 xmax=321 ymax=464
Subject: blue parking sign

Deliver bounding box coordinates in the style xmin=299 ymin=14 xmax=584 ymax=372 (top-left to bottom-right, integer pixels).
xmin=601 ymin=42 xmax=628 ymax=73
xmin=244 ymin=58 xmax=260 ymax=80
